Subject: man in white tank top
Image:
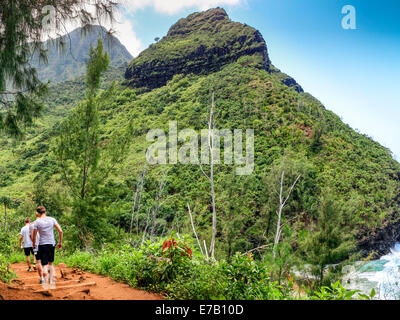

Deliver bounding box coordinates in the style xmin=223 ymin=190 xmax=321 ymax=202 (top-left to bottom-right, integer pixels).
xmin=30 ymin=212 xmax=43 ymax=283
xmin=19 ymin=218 xmax=34 ymax=272
xmin=32 ymin=206 xmax=63 ymax=286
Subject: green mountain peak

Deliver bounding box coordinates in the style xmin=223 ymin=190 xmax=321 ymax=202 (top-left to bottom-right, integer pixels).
xmin=124 ymin=8 xmax=276 ymax=91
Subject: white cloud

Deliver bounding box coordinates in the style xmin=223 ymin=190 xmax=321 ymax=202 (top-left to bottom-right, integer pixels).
xmin=121 ymin=0 xmax=242 ymax=15
xmin=109 ymin=11 xmax=143 ymax=57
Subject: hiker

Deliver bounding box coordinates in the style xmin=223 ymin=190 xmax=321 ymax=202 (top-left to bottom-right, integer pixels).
xmin=19 ymin=218 xmax=36 ymax=272
xmin=32 ymin=206 xmax=63 ymax=286
xmin=30 ymin=211 xmax=43 ymax=283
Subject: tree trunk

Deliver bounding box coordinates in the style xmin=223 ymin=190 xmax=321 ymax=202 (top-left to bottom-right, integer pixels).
xmin=198 ymin=93 xmax=218 ymax=260
xmin=129 ymin=167 xmax=146 ymax=240
xmin=188 ymin=204 xmax=205 ymax=257
xmin=209 ymin=93 xmax=217 ymax=259
xmin=273 ymin=172 xmax=285 ymax=259
xmin=272 ymin=172 xmax=300 ymax=260
xmin=150 ymin=167 xmax=167 ymax=242
xmin=273 ymin=205 xmax=282 ymax=259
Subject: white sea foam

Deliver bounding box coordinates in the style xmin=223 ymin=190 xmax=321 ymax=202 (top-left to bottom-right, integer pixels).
xmin=344 ymin=243 xmax=400 ymax=300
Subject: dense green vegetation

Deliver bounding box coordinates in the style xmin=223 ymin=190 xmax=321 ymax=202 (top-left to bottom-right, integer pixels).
xmin=130 ymin=8 xmax=265 ymax=68
xmin=1 ymin=8 xmax=399 ymax=300
xmin=46 ymin=236 xmax=371 ymax=300
xmin=125 ymin=8 xmax=270 ymax=91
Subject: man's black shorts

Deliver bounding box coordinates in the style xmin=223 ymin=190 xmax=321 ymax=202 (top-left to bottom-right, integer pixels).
xmin=23 ymin=247 xmax=34 ymax=256
xmin=38 ymin=244 xmax=55 ymax=266
xmin=34 ymin=250 xmax=40 ymax=261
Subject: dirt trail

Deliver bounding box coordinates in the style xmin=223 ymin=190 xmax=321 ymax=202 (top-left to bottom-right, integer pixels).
xmin=0 ymin=263 xmax=163 ymax=300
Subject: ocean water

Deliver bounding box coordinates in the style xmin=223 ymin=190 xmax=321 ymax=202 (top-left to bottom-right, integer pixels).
xmin=343 ymin=243 xmax=400 ymax=300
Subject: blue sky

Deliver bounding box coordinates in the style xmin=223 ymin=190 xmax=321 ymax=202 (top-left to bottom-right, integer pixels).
xmin=118 ymin=0 xmax=400 ymax=158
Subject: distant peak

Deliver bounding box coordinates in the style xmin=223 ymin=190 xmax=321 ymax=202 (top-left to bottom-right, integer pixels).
xmin=31 ymin=24 xmax=133 ymax=83
xmin=67 ymin=24 xmax=108 ymax=36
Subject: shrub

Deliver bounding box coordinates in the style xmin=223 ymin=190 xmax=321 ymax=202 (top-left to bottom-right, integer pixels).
xmin=48 ymin=241 xmax=296 ymax=300
xmin=60 ymin=251 xmax=97 ymax=273
xmin=221 ymin=253 xmax=291 ymax=300
xmin=166 ymin=261 xmax=227 ymax=300
xmin=310 ymin=281 xmax=376 ymax=300
xmin=135 ymin=238 xmax=193 ymax=291
xmin=157 ymin=238 xmax=192 ymax=282
xmin=0 ymin=231 xmax=12 ymax=256
xmin=0 ymin=254 xmax=15 ymax=283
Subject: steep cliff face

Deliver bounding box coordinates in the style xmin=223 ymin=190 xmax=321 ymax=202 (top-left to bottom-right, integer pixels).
xmin=124 ymin=8 xmax=272 ymax=91
xmin=357 ymin=211 xmax=400 ymax=259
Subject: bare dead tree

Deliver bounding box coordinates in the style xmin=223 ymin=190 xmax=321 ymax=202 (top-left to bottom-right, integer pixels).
xmin=244 ymin=244 xmax=273 ymax=256
xmin=135 ymin=175 xmax=145 ymax=238
xmin=273 ymin=171 xmax=301 ymax=259
xmin=203 ymin=240 xmax=209 ymax=259
xmin=199 ymin=93 xmax=217 ymax=259
xmin=140 ymin=207 xmax=152 ymax=247
xmin=149 ymin=166 xmax=167 ymax=242
xmin=129 ymin=180 xmax=139 ymax=237
xmin=209 ymin=94 xmax=217 ymax=259
xmin=187 ymin=204 xmax=205 ymax=257
xmin=129 ymin=166 xmax=146 ymax=240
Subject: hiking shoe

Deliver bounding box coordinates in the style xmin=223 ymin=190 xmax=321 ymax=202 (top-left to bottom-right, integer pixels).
xmin=49 ymin=281 xmax=56 ymax=289
xmin=27 ymin=267 xmax=32 ymax=272
xmin=40 ymin=279 xmax=44 ymax=284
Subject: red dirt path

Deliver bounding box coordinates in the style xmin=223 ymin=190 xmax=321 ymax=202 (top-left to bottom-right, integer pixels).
xmin=0 ymin=263 xmax=163 ymax=300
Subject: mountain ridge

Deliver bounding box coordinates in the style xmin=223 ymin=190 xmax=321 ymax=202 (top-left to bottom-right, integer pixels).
xmin=30 ymin=25 xmax=133 ymax=83
xmin=125 ymin=8 xmax=303 ymax=93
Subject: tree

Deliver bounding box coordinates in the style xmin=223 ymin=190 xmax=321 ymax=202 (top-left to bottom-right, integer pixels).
xmin=263 ymin=155 xmax=304 ymax=260
xmin=199 ymin=93 xmax=217 ymax=259
xmin=273 ymin=171 xmax=300 ymax=259
xmin=187 ymin=204 xmax=205 ymax=257
xmin=264 ymin=229 xmax=296 ymax=285
xmin=0 ymin=196 xmax=18 ymax=231
xmin=57 ymin=39 xmax=110 ymax=200
xmin=0 ymin=197 xmax=11 ymax=232
xmin=129 ymin=166 xmax=146 ymax=241
xmin=299 ymin=193 xmax=356 ymax=287
xmin=0 ymin=0 xmax=119 ymax=137
xmin=310 ymin=123 xmax=324 ymax=153
xmin=55 ymin=39 xmax=132 ymax=247
xmin=260 ymin=153 xmax=317 ymax=284
xmin=219 ymin=171 xmax=252 ymax=261
xmin=154 ymin=37 xmax=160 ymax=42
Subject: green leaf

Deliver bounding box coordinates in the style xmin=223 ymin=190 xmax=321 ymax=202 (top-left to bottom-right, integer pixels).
xmin=370 ymin=288 xmax=376 ymax=299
